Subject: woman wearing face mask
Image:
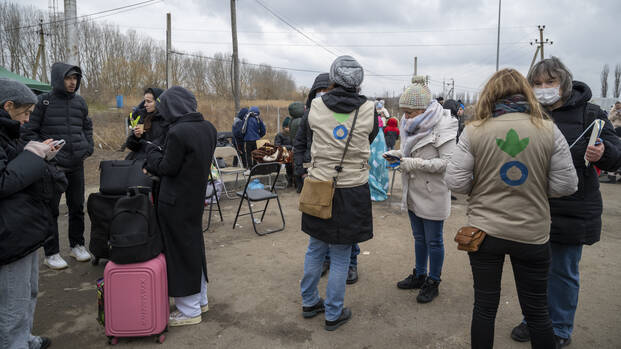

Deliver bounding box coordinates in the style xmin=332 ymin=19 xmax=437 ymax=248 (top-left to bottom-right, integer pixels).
xmin=383 ymin=76 xmax=457 ymax=304
xmin=0 ymin=78 xmax=67 ymax=349
xmin=509 ymin=57 xmax=621 ymax=347
xmin=125 ymin=87 xmax=166 ymax=160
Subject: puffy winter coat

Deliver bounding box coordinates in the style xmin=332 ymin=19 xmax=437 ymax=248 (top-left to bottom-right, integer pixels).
xmin=547 ymin=81 xmax=621 ymax=245
xmin=22 ymin=63 xmax=93 ymax=169
xmin=242 ymin=108 xmax=266 ymax=141
xmin=0 ymin=110 xmax=66 ymax=265
xmin=126 ymin=109 xmax=168 ymax=160
xmin=288 ymin=102 xmax=305 ymax=145
xmin=232 ymin=107 xmax=248 ymax=147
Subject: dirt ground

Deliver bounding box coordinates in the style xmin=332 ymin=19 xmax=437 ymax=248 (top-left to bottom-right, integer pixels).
xmin=33 ymin=157 xmax=621 ymax=348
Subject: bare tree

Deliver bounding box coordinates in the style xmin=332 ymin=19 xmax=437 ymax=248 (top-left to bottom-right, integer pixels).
xmin=614 ymin=64 xmax=621 ymax=99
xmin=601 ymin=64 xmax=609 ymax=98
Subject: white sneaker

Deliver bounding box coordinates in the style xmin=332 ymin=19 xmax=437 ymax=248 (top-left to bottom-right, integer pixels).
xmin=201 ymin=303 xmax=209 ymax=313
xmin=70 ymin=245 xmax=92 ymax=262
xmin=169 ymin=310 xmax=201 ymax=327
xmin=44 ymin=254 xmax=68 ymax=270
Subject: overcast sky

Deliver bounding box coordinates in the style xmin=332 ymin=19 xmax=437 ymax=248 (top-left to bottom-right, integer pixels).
xmin=21 ymin=0 xmax=621 ymax=98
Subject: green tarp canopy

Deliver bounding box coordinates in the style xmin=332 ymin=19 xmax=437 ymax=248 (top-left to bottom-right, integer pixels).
xmin=0 ymin=66 xmax=52 ymax=93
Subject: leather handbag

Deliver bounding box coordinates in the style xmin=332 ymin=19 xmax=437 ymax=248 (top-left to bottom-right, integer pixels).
xmin=298 ymin=108 xmax=359 ymax=220
xmin=454 ymin=226 xmax=487 ymax=252
xmin=99 ymin=160 xmax=152 ymax=195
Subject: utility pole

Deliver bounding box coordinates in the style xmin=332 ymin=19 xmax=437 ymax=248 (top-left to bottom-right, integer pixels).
xmin=414 ymin=56 xmax=417 ymax=75
xmin=529 ymin=25 xmax=553 ymax=69
xmin=230 ymin=0 xmax=241 ymax=112
xmin=63 ymin=0 xmax=78 ymax=66
xmin=495 ymin=0 xmax=501 ymax=71
xmin=451 ymin=79 xmax=455 ymax=99
xmin=442 ymin=78 xmax=446 ymax=98
xmin=166 ymin=13 xmax=172 ymax=89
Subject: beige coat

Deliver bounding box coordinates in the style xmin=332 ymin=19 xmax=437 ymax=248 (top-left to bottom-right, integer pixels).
xmin=608 ymin=106 xmax=621 ymax=129
xmin=445 ymin=113 xmax=578 ymax=244
xmin=392 ymin=110 xmax=457 ymax=220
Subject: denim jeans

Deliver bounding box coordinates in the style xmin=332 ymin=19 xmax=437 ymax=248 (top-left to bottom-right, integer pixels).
xmin=521 ymin=242 xmax=583 ymax=340
xmin=300 ymin=237 xmax=352 ymax=321
xmin=325 ymin=243 xmax=360 ymax=267
xmin=408 ymin=211 xmax=444 ymax=281
xmin=44 ymin=165 xmax=86 ymax=256
xmin=0 ymin=251 xmax=41 ymax=349
xmin=470 ymin=235 xmax=555 ymax=349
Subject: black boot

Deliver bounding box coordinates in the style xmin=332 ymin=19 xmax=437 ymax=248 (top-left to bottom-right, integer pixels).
xmin=510 ymin=322 xmax=530 ymax=342
xmin=397 ymin=269 xmax=426 ymax=289
xmin=416 ymin=277 xmax=440 ymax=303
xmin=346 ymin=266 xmax=358 ymax=285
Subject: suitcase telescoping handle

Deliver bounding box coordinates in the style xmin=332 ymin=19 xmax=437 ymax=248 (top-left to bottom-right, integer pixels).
xmin=128 ymin=186 xmax=151 ymax=196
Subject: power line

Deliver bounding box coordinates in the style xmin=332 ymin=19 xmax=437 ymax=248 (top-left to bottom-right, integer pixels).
xmin=252 ymin=0 xmax=338 ymax=57
xmin=169 ymin=50 xmax=322 ymax=73
xmin=3 ymin=0 xmax=161 ymax=32
xmin=174 ymin=40 xmax=530 ymax=48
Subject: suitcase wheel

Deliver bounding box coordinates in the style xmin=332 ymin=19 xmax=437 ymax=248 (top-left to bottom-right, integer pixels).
xmin=92 ymin=258 xmax=99 ymax=266
xmin=108 ymin=336 xmax=118 ymax=345
xmin=157 ymin=334 xmax=166 ymax=344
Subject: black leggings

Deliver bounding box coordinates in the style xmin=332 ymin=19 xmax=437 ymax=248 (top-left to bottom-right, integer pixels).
xmin=468 ymin=235 xmax=555 ymax=349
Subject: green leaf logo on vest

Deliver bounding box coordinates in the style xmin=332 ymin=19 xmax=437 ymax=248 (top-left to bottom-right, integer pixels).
xmin=332 ymin=112 xmax=350 ymax=123
xmin=496 ymin=129 xmax=529 ymax=157
xmin=497 ymin=129 xmax=529 ymax=186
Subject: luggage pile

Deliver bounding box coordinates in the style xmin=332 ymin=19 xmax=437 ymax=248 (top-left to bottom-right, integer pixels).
xmin=87 ymin=160 xmax=169 ymax=344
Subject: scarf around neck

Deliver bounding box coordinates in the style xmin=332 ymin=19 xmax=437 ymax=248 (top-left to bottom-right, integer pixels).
xmin=493 ymin=94 xmax=530 ymax=117
xmin=400 ymin=100 xmax=444 ymax=157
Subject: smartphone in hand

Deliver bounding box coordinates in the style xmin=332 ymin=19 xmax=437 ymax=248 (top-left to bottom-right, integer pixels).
xmin=51 ymin=139 xmax=66 ymax=150
xmin=383 ymin=154 xmax=400 ymax=161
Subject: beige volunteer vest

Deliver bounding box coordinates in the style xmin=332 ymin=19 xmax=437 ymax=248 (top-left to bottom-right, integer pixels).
xmin=307 ymin=98 xmax=375 ymax=188
xmin=467 ymin=113 xmax=555 ymax=244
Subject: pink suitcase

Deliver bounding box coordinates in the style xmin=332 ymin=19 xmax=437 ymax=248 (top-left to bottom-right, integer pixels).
xmin=104 ymin=253 xmax=169 ymax=345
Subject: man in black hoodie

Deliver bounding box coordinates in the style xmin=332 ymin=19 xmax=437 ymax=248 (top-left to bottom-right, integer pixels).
xmin=23 ymin=62 xmax=94 ymax=269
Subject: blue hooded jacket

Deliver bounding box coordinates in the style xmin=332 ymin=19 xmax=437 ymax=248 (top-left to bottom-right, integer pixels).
xmin=243 ymin=106 xmax=266 ymax=141
xmin=232 ymin=107 xmax=248 ymax=145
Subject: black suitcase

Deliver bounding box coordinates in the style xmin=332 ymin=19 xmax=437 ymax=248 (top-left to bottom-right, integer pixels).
xmin=99 ymin=160 xmax=152 ymax=195
xmin=87 ymin=192 xmax=124 ymax=265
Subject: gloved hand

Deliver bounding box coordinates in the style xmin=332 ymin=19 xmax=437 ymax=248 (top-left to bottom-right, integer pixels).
xmin=400 ymin=157 xmax=424 ymax=173
xmin=383 ymin=149 xmax=403 ymax=160
xmin=24 ymin=141 xmax=53 ymax=159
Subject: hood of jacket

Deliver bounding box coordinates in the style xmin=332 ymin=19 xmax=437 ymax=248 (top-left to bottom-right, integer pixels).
xmin=156 ymin=86 xmax=198 ymax=123
xmin=321 ymin=86 xmax=368 ymax=113
xmin=557 ymin=80 xmax=591 ymax=111
xmin=288 ymin=102 xmax=305 ymax=119
xmin=386 ymin=117 xmax=398 ymax=128
xmin=443 ymin=99 xmax=459 ymax=116
xmin=305 ymin=73 xmax=331 ymax=108
xmin=146 ymin=87 xmax=164 ymax=100
xmin=51 ymin=62 xmax=82 ymax=96
xmin=236 ymin=107 xmax=249 ymax=120
xmin=0 ymin=109 xmax=20 ymax=140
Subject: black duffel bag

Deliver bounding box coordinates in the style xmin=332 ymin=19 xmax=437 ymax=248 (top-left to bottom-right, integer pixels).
xmin=99 ymin=160 xmax=152 ymax=195
xmin=87 ymin=192 xmax=123 ymax=262
xmin=109 ymin=189 xmax=162 ymax=264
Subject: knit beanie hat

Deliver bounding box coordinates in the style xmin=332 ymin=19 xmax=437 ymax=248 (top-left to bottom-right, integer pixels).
xmin=330 ymin=55 xmax=364 ymax=90
xmin=399 ymin=76 xmax=431 ymax=110
xmin=0 ymin=78 xmax=38 ymax=108
xmin=282 ymin=116 xmax=291 ymax=128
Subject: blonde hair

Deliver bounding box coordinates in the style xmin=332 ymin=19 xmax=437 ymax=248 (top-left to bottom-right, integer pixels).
xmin=472 ymin=68 xmax=548 ymax=127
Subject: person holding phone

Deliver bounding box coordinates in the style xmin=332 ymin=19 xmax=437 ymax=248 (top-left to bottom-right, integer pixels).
xmin=383 ymin=76 xmax=457 ymax=304
xmin=1 ymin=78 xmax=67 ymax=349
xmin=125 ymin=87 xmax=166 ymax=160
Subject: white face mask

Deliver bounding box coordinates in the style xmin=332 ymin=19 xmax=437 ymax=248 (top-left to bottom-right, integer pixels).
xmin=315 ymin=91 xmax=326 ymax=99
xmin=534 ymin=87 xmax=561 ymax=106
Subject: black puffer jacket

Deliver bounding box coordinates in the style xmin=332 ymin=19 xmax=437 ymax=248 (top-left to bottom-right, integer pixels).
xmin=549 ymin=81 xmax=621 ymax=245
xmin=22 ymin=63 xmax=93 ymax=169
xmin=0 ymin=110 xmax=66 ymax=265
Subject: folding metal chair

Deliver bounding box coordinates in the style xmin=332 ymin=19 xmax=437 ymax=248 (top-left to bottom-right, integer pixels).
xmin=203 ymin=172 xmax=223 ymax=232
xmin=213 ymin=146 xmax=247 ymax=199
xmin=232 ymin=162 xmax=285 ymax=236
